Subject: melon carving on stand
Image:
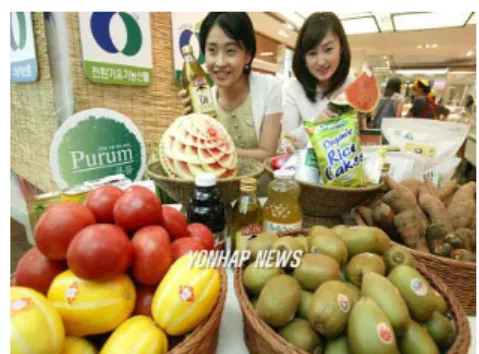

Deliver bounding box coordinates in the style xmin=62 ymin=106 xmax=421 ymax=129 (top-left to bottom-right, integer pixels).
xmin=159 ymin=113 xmax=238 ymax=179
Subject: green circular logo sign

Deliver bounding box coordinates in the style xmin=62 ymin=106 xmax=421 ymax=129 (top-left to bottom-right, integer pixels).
xmin=10 ymin=12 xmax=27 ymax=51
xmin=50 ymin=108 xmax=146 ymax=189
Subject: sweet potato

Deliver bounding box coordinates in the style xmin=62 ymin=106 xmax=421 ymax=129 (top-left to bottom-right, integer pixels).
xmin=426 ymin=223 xmax=450 ymax=241
xmin=454 ymin=228 xmax=475 ymax=250
xmin=438 ymin=179 xmax=457 ymax=202
xmin=394 ymin=210 xmax=428 ymax=252
xmin=448 ymin=182 xmax=476 ymax=230
xmin=383 ymin=189 xmax=429 ymax=230
xmin=357 ymin=206 xmax=374 ymax=226
xmin=384 ymin=175 xmax=409 ymax=192
xmin=451 ymin=249 xmax=476 ymax=262
xmin=418 ymin=193 xmax=453 ymax=232
xmin=373 ymin=203 xmax=395 ymax=226
xmin=401 ymin=179 xmax=423 ymax=198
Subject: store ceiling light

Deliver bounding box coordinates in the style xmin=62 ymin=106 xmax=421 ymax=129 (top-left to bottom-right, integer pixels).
xmin=277 ymin=30 xmax=289 ymax=38
xmin=341 ymin=16 xmax=380 ymax=35
xmin=392 ymin=12 xmax=472 ymax=31
xmin=432 ymin=43 xmax=438 ymax=48
xmin=260 ymin=52 xmax=275 ymax=57
xmin=418 ymin=45 xmax=423 ymax=49
xmin=466 ymin=50 xmax=474 ymax=56
xmin=394 ymin=68 xmax=449 ymax=76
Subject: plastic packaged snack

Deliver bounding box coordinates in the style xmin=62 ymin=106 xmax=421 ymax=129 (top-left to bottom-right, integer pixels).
xmin=304 ymin=113 xmax=364 ymax=187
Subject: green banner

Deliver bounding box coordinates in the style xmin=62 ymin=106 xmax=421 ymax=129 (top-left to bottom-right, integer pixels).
xmin=84 ymin=60 xmax=153 ymax=86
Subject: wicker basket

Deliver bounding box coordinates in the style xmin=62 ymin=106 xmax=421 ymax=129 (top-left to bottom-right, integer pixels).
xmin=234 ymin=229 xmax=471 ymax=354
xmin=147 ymin=157 xmax=264 ymax=207
xmin=263 ymin=157 xmax=384 ymax=217
xmin=352 ymin=209 xmax=477 ymax=316
xmin=11 ymin=266 xmax=227 ymax=354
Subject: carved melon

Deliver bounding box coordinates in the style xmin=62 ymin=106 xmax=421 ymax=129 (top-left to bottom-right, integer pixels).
xmin=159 ymin=114 xmax=238 ymax=179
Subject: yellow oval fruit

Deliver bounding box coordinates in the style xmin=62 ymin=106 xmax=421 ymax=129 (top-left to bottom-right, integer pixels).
xmin=152 ymin=253 xmax=221 ymax=336
xmin=61 ymin=337 xmax=97 ymax=354
xmin=47 ymin=270 xmax=135 ymax=336
xmin=11 ymin=286 xmax=65 ymax=354
xmin=100 ymin=316 xmax=168 ymax=354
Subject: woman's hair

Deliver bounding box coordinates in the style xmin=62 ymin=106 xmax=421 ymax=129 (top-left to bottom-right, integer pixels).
xmin=199 ymin=12 xmax=256 ymax=74
xmin=292 ymin=12 xmax=351 ymax=102
xmin=384 ymin=77 xmax=402 ymax=98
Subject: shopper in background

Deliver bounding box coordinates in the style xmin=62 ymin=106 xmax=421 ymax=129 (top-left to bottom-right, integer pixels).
xmin=431 ymin=90 xmax=450 ymax=120
xmin=178 ymin=12 xmax=283 ymax=163
xmin=407 ymin=79 xmax=438 ymax=119
xmin=281 ymin=12 xmax=355 ymax=148
xmin=464 ymin=95 xmax=475 ymax=120
xmin=370 ymin=76 xmax=404 ymax=128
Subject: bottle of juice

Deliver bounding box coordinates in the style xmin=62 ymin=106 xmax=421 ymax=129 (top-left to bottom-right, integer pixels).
xmin=231 ymin=177 xmax=263 ymax=252
xmin=263 ymin=169 xmax=303 ymax=233
xmin=181 ymin=44 xmax=217 ymax=117
xmin=186 ymin=173 xmax=226 ymax=250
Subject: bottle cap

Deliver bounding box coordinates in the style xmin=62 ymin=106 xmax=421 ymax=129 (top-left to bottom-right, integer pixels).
xmin=273 ymin=169 xmax=295 ymax=180
xmin=195 ymin=173 xmax=216 ymax=187
xmin=182 ymin=44 xmax=194 ymax=55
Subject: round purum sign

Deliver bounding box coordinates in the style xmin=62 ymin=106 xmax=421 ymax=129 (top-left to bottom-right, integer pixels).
xmin=50 ymin=108 xmax=146 ymax=189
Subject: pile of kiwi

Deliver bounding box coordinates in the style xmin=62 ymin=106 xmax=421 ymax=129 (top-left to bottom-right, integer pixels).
xmin=242 ymin=226 xmax=457 ymax=354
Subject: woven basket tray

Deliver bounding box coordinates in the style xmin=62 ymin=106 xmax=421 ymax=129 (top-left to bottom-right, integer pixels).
xmin=147 ymin=157 xmax=264 ymax=207
xmin=352 ymin=209 xmax=477 ymax=316
xmin=263 ymin=157 xmax=384 ymax=217
xmin=234 ymin=229 xmax=471 ymax=354
xmin=11 ymin=266 xmax=227 ymax=354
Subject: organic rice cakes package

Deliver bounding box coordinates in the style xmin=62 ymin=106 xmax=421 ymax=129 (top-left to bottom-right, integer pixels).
xmin=304 ymin=114 xmax=364 ymax=187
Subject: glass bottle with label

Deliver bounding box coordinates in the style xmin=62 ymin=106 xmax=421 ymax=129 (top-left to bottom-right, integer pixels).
xmin=186 ymin=173 xmax=226 ymax=250
xmin=263 ymin=169 xmax=303 ymax=233
xmin=181 ymin=45 xmax=217 ymax=117
xmin=231 ymin=177 xmax=263 ymax=252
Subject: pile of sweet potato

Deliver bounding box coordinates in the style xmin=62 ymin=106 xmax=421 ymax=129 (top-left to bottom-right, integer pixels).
xmin=357 ymin=176 xmax=476 ymax=262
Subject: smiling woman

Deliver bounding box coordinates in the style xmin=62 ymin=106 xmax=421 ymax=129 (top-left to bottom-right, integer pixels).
xmin=178 ymin=12 xmax=283 ymax=166
xmin=282 ymin=12 xmax=355 ymax=148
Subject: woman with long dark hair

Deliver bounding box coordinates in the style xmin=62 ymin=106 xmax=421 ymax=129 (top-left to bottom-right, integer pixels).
xmin=282 ymin=12 xmax=354 ymax=147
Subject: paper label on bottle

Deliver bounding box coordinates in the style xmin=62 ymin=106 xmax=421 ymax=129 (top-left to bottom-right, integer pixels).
xmin=263 ymin=220 xmax=303 ymax=233
xmin=188 ymin=78 xmax=215 ymax=115
xmin=235 ymin=224 xmax=263 ymax=251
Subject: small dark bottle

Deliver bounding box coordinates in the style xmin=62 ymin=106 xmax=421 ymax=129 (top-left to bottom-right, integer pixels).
xmin=187 ymin=173 xmax=227 ymax=250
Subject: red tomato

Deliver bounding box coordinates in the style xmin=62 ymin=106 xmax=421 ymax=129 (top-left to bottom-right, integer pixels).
xmin=133 ymin=285 xmax=157 ymax=317
xmin=187 ymin=223 xmax=215 ymax=251
xmin=171 ymin=237 xmax=206 ymax=262
xmin=131 ymin=226 xmax=172 ymax=285
xmin=67 ymin=224 xmax=132 ymax=281
xmin=84 ymin=185 xmax=123 ymax=223
xmin=113 ymin=186 xmax=163 ymax=231
xmin=162 ymin=207 xmax=188 ymax=240
xmin=35 ymin=202 xmax=96 ymax=260
xmin=15 ymin=247 xmax=67 ymax=294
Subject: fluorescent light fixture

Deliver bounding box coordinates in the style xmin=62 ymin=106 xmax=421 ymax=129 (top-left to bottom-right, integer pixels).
xmin=278 ymin=30 xmax=289 ymax=38
xmin=383 ymin=55 xmax=388 ymax=59
xmin=341 ymin=16 xmax=380 ymax=35
xmin=432 ymin=43 xmax=438 ymax=48
xmin=282 ymin=22 xmax=294 ymax=30
xmin=277 ymin=12 xmax=304 ymax=28
xmin=468 ymin=13 xmax=476 ymax=24
xmin=392 ymin=12 xmax=472 ymax=31
xmin=394 ymin=68 xmax=449 ymax=76
xmin=260 ymin=52 xmax=275 ymax=57
xmin=418 ymin=45 xmax=423 ymax=49
xmin=466 ymin=50 xmax=474 ymax=56
xmin=425 ymin=44 xmax=431 ymax=48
